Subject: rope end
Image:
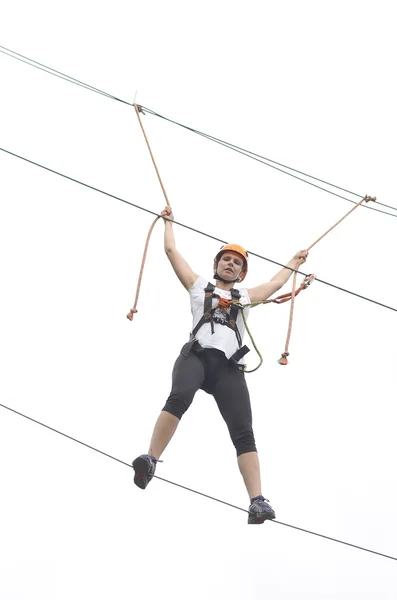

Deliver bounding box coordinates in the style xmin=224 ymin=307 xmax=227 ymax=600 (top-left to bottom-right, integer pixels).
xmin=364 ymin=195 xmax=376 ymax=203
xmin=126 ymin=308 xmax=137 ymax=321
xmin=278 ymin=352 xmax=289 ymax=365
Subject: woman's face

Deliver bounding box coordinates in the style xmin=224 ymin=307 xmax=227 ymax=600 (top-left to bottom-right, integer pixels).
xmin=216 ymin=251 xmax=244 ymax=281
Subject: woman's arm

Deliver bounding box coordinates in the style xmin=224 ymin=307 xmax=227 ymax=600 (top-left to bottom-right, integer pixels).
xmin=162 ymin=207 xmax=198 ymax=291
xmin=247 ymin=250 xmax=308 ymax=303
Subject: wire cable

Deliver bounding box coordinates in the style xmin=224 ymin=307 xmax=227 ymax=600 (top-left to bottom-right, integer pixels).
xmin=0 ymin=401 xmax=395 ymax=562
xmin=2 ymin=46 xmax=396 ymax=565
xmin=138 ymin=107 xmax=361 ymax=199
xmin=1 ymin=145 xmax=396 ymax=313
xmin=0 ymin=45 xmax=132 ymax=106
xmin=139 ymin=106 xmax=397 ymax=216
xmin=1 ymin=45 xmax=397 ymax=215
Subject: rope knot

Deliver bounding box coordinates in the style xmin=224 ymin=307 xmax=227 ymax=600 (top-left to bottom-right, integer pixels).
xmin=278 ymin=352 xmax=289 ymax=366
xmin=364 ymin=195 xmax=376 ymax=203
xmin=126 ymin=308 xmax=138 ymax=321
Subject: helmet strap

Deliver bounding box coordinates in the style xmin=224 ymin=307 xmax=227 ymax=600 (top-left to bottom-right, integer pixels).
xmin=214 ymin=265 xmax=240 ymax=285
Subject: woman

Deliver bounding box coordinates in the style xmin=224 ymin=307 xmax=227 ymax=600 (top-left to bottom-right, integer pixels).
xmin=132 ymin=206 xmax=308 ymax=524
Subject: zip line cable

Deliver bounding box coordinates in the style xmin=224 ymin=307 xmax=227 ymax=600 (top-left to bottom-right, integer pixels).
xmin=1 ymin=45 xmax=397 ymax=217
xmin=136 ymin=105 xmax=359 ymax=200
xmin=139 ymin=106 xmax=397 ymax=216
xmin=1 ymin=401 xmax=396 ymax=563
xmin=1 ymin=145 xmax=396 ymax=314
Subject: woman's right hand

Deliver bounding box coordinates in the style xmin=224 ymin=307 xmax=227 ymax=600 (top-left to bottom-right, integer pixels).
xmin=161 ymin=206 xmax=174 ymax=221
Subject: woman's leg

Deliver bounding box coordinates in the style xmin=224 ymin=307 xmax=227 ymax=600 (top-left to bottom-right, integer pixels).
xmin=133 ymin=348 xmax=205 ymax=489
xmin=148 ymin=348 xmax=205 ymax=459
xmin=213 ymin=364 xmax=261 ymax=499
xmin=148 ymin=412 xmax=180 ymax=459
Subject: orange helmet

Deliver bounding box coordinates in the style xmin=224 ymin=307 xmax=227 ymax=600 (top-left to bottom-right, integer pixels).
xmin=214 ymin=244 xmax=249 ymax=282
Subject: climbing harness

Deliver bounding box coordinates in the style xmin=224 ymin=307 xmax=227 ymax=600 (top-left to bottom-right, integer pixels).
xmin=190 ymin=282 xmax=250 ymax=365
xmin=191 ymin=283 xmax=242 ymax=343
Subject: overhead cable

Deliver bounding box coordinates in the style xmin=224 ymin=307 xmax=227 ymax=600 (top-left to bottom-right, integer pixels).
xmin=0 ymin=44 xmax=132 ymax=106
xmin=1 ymin=45 xmax=396 ymax=216
xmin=139 ymin=106 xmax=397 ymax=216
xmin=1 ymin=146 xmax=396 ymax=314
xmin=1 ymin=401 xmax=396 ymax=563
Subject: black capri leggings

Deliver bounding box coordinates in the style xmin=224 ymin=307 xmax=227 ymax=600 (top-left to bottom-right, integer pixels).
xmin=162 ymin=341 xmax=257 ymax=457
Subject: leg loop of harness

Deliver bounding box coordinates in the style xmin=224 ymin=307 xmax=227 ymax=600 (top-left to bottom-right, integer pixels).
xmin=229 ymin=344 xmax=250 ymax=367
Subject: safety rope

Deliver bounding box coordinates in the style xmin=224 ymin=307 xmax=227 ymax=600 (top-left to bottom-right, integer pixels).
xmin=126 ymin=216 xmax=160 ymax=320
xmin=240 ymin=309 xmax=263 ymax=373
xmin=234 ymin=274 xmax=316 ymax=372
xmin=126 ymin=105 xmax=170 ymax=321
xmin=278 ymin=194 xmax=376 ymax=364
xmin=223 ymin=195 xmax=375 ymax=371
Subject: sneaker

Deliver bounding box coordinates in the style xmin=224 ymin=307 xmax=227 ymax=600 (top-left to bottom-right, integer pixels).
xmin=132 ymin=454 xmax=157 ymax=489
xmin=248 ymin=496 xmax=276 ymax=524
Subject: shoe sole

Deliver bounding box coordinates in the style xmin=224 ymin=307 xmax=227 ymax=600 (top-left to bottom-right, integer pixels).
xmin=248 ymin=512 xmax=276 ymax=525
xmin=132 ymin=456 xmax=151 ymax=490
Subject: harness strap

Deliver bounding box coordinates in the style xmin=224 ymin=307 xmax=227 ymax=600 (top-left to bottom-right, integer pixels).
xmin=229 ymin=344 xmax=250 ymax=365
xmin=191 ymin=283 xmax=244 ymax=348
xmin=191 ymin=283 xmax=216 ymax=338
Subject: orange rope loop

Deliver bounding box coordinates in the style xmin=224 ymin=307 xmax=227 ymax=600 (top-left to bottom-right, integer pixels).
xmin=126 ymin=105 xmax=171 ymax=320
xmin=272 ymin=273 xmax=316 ymax=304
xmin=126 ymin=216 xmax=161 ymax=320
xmin=278 ymin=195 xmax=376 ymax=364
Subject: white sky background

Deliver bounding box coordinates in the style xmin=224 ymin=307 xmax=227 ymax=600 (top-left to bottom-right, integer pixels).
xmin=1 ymin=1 xmax=396 ymax=598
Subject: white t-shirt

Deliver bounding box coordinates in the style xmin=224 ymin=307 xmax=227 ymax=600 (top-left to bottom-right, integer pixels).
xmin=188 ymin=276 xmax=251 ymax=363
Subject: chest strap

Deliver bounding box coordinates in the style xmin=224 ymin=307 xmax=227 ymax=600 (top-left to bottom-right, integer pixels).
xmin=191 ymin=283 xmax=243 ymax=347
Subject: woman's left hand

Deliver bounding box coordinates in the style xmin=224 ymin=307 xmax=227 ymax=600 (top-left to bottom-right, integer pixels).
xmin=293 ymin=249 xmax=309 ymax=263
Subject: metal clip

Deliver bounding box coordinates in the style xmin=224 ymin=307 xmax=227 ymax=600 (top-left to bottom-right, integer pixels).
xmin=302 ymin=273 xmax=315 ymax=288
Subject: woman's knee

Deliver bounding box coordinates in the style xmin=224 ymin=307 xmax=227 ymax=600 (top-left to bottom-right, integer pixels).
xmin=162 ymin=396 xmax=191 ymax=420
xmin=163 ymin=349 xmax=204 ymax=419
xmin=233 ymin=428 xmax=257 ymax=456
